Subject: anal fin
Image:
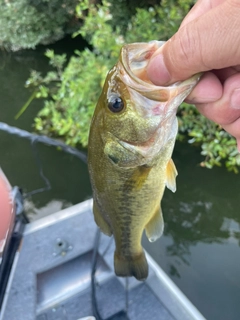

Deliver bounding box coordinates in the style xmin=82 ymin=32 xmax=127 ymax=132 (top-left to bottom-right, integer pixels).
xmin=145 ymin=206 xmax=164 ymax=242
xmin=93 ymin=201 xmax=112 ymax=236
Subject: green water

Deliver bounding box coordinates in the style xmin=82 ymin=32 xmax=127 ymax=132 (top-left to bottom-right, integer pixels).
xmin=1 ymin=44 xmax=240 ymax=320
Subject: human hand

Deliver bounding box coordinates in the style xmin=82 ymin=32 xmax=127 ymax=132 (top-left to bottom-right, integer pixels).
xmin=146 ymin=0 xmax=240 ymax=150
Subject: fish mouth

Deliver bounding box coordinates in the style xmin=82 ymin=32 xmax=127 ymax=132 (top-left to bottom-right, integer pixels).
xmin=119 ymin=41 xmax=201 ymax=102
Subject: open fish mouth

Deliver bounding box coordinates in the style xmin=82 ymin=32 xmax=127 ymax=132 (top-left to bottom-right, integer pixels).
xmin=119 ymin=41 xmax=201 ymax=102
xmin=121 ymin=41 xmax=165 ymax=88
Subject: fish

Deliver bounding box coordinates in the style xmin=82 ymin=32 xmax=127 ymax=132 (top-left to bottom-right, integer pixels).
xmin=88 ymin=41 xmax=200 ymax=281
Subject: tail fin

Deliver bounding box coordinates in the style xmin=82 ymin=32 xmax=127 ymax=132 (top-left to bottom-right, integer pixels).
xmin=114 ymin=251 xmax=148 ymax=281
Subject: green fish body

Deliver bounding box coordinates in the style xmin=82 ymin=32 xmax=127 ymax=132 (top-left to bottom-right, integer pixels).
xmin=88 ymin=41 xmax=200 ymax=280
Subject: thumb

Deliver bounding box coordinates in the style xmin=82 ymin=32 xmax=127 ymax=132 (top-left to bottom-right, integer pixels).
xmin=147 ymin=0 xmax=240 ymax=85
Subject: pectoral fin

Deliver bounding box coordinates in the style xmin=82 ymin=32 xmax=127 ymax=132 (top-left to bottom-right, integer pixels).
xmin=145 ymin=206 xmax=164 ymax=242
xmin=93 ymin=201 xmax=112 ymax=236
xmin=165 ymin=158 xmax=178 ymax=193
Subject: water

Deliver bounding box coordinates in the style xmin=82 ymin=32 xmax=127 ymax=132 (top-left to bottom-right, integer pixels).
xmin=1 ymin=44 xmax=240 ymax=320
xmin=143 ymin=144 xmax=240 ymax=320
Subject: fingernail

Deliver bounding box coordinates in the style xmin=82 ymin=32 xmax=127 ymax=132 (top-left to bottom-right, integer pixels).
xmin=147 ymin=54 xmax=171 ymax=85
xmin=231 ymin=88 xmax=240 ymax=109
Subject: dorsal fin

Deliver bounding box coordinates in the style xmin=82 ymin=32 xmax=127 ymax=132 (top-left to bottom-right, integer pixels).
xmin=166 ymin=159 xmax=178 ymax=193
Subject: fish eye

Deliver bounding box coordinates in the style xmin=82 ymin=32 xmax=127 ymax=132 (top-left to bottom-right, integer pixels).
xmin=108 ymin=96 xmax=124 ymax=113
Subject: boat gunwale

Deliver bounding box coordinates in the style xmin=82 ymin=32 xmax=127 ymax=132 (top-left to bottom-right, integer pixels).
xmin=24 ymin=199 xmax=93 ymax=235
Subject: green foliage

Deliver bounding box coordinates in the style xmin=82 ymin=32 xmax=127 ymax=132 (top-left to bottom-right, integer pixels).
xmin=178 ymin=103 xmax=240 ymax=173
xmin=0 ymin=0 xmax=79 ymax=50
xmin=24 ymin=0 xmax=240 ymax=172
xmin=125 ymin=0 xmax=192 ymax=42
xmin=32 ymin=48 xmax=110 ymax=146
xmin=107 ymin=0 xmax=160 ymax=33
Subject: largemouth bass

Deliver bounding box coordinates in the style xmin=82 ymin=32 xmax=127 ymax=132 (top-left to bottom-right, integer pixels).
xmin=88 ymin=41 xmax=200 ymax=281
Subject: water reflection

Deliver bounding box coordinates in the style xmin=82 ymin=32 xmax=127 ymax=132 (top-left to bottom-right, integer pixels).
xmin=0 ymin=132 xmax=92 ymax=220
xmin=221 ymin=218 xmax=240 ymax=245
xmin=143 ymin=142 xmax=240 ymax=320
xmin=164 ymin=198 xmax=230 ymax=263
xmin=24 ymin=199 xmax=72 ymax=221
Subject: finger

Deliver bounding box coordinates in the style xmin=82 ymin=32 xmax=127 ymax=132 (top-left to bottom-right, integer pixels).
xmin=185 ymin=72 xmax=222 ymax=104
xmin=222 ymin=117 xmax=240 ymax=148
xmin=147 ymin=0 xmax=240 ymax=85
xmin=195 ymin=73 xmax=240 ymax=125
xmin=213 ymin=66 xmax=240 ymax=83
xmin=180 ymin=0 xmax=224 ymax=27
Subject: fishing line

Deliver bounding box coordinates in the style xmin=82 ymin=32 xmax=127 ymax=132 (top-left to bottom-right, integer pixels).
xmin=24 ymin=140 xmax=51 ymax=198
xmin=91 ymin=229 xmax=130 ymax=320
xmin=124 ymin=278 xmax=129 ymax=316
xmin=0 ymin=122 xmax=87 ymax=162
xmin=101 ymin=237 xmax=114 ymax=258
xmin=97 ymin=235 xmax=129 ymax=318
xmin=91 ymin=228 xmax=103 ymax=320
xmin=0 ymin=122 xmax=87 ymax=197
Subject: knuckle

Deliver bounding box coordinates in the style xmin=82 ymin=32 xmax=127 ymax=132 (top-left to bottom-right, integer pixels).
xmin=168 ymin=26 xmax=203 ymax=76
xmin=228 ymin=0 xmax=240 ymax=9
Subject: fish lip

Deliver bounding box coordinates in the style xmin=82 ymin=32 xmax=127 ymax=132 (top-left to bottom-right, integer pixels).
xmin=120 ymin=41 xmax=202 ymax=96
xmin=120 ymin=42 xmax=162 ymax=89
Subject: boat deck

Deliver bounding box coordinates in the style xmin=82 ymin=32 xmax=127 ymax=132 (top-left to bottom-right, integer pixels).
xmin=1 ymin=200 xmax=205 ymax=320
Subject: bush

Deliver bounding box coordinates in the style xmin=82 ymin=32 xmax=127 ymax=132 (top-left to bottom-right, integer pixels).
xmin=178 ymin=103 xmax=240 ymax=173
xmin=23 ymin=0 xmax=240 ymax=172
xmin=0 ymin=0 xmax=79 ymax=50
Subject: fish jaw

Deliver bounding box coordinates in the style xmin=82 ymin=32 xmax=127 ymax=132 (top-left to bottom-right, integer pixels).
xmin=118 ymin=118 xmax=178 ymax=163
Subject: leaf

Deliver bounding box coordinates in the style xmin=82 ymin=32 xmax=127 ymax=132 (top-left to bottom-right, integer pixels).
xmin=15 ymin=90 xmax=37 ymax=120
